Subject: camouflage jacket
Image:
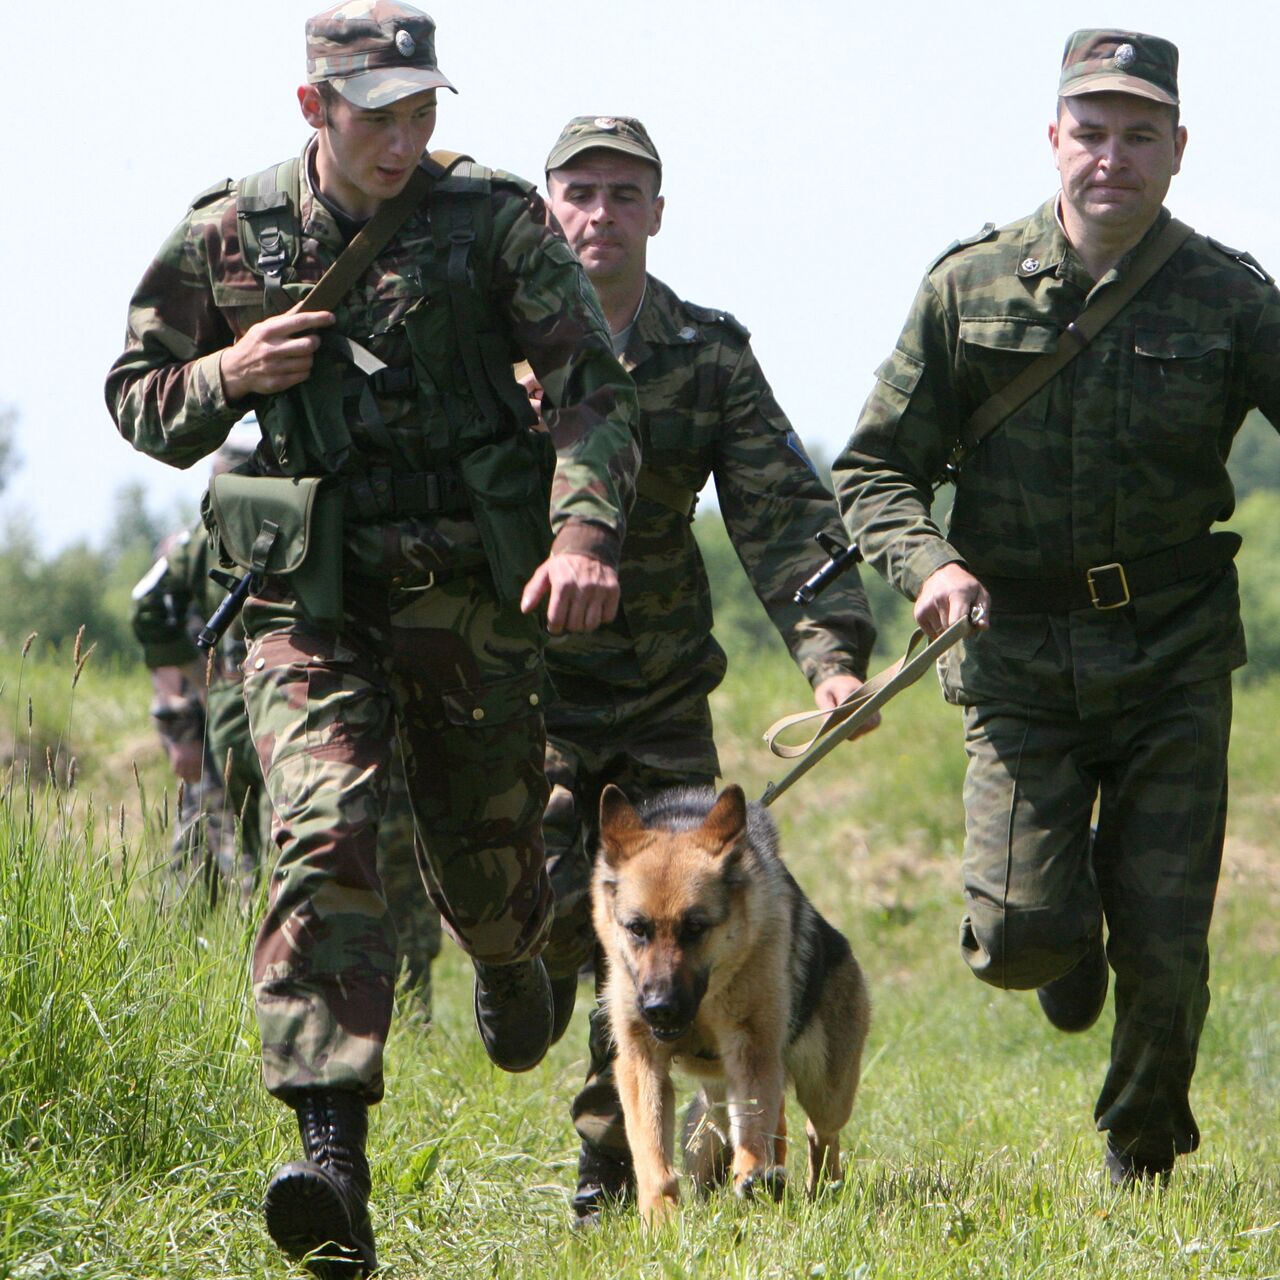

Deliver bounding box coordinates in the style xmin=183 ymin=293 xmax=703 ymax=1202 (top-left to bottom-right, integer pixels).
xmin=834 ymin=199 xmax=1280 ymax=717
xmin=546 ymin=274 xmax=876 ymax=703
xmin=131 ymin=521 xmax=245 ymax=674
xmin=106 ymin=141 xmax=639 ymax=580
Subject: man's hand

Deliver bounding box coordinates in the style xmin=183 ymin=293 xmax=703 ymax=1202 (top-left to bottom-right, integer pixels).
xmin=515 ymin=361 xmax=546 ymax=424
xmin=814 ymin=673 xmax=880 ymax=740
xmin=914 ymin=562 xmax=991 ymax=640
xmin=521 ymin=553 xmax=621 ymax=635
xmin=219 ymin=309 xmax=336 ymax=401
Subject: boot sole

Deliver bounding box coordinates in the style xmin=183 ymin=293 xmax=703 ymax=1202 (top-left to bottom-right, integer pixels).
xmin=263 ymin=1163 xmax=373 ymax=1277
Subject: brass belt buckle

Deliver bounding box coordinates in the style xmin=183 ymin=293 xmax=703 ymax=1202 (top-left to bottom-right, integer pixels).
xmin=1087 ymin=562 xmax=1130 ymax=609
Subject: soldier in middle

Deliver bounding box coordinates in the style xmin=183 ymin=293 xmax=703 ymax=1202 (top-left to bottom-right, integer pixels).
xmin=531 ymin=115 xmax=879 ymax=1223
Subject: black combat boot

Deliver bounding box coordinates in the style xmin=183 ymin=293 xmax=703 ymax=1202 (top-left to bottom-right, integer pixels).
xmin=1036 ymin=934 xmax=1109 ymax=1032
xmin=548 ymin=971 xmax=579 ymax=1046
xmin=262 ymin=1089 xmax=377 ymax=1278
xmin=473 ymin=956 xmax=554 ymax=1072
xmin=571 ymin=1141 xmax=635 ymax=1226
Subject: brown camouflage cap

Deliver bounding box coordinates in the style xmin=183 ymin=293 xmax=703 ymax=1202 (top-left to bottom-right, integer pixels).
xmin=1059 ymin=29 xmax=1179 ymax=106
xmin=306 ymin=0 xmax=456 ymax=109
xmin=545 ymin=116 xmax=662 ymax=185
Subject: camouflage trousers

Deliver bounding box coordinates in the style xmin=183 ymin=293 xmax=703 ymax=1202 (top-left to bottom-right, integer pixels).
xmin=241 ymin=576 xmax=551 ymax=1103
xmin=542 ymin=674 xmax=718 ymax=1158
xmin=959 ymin=676 xmax=1231 ymax=1162
xmin=205 ymin=679 xmax=272 ymax=903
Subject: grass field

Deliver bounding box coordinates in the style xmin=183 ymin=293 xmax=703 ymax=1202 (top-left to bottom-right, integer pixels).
xmin=2 ymin=626 xmax=1278 ymax=1279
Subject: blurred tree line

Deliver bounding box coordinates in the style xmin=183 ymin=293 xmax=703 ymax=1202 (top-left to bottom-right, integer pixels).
xmin=2 ymin=406 xmax=1280 ymax=672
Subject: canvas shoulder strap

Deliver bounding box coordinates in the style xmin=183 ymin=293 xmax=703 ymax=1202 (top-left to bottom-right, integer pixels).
xmin=953 ymin=217 xmax=1195 ymax=465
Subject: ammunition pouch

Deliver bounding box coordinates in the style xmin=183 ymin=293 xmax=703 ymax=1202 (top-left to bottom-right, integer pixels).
xmin=458 ymin=431 xmax=554 ymax=603
xmin=206 ymin=474 xmax=345 ymax=629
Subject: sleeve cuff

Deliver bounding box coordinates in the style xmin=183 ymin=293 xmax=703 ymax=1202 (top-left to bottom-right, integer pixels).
xmin=550 ymin=519 xmax=621 ymax=569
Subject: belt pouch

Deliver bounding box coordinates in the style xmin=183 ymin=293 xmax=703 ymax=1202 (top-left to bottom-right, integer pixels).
xmin=207 ymin=473 xmax=345 ymax=628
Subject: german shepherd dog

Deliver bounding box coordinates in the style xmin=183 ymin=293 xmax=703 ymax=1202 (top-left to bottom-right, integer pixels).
xmin=593 ymin=783 xmax=869 ymax=1223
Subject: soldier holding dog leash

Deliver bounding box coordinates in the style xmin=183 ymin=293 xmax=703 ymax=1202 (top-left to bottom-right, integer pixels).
xmin=835 ymin=30 xmax=1280 ymax=1185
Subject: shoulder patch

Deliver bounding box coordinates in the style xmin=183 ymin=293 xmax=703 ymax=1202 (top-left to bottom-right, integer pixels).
xmin=928 ymin=222 xmax=998 ymax=273
xmin=680 ymin=300 xmax=750 ymax=341
xmin=189 ymin=178 xmax=234 ymax=211
xmin=1206 ymin=236 xmax=1274 ymax=286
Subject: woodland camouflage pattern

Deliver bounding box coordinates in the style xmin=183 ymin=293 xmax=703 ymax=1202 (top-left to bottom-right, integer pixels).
xmin=834 ymin=193 xmax=1280 ymax=1163
xmin=107 ymin=142 xmax=637 ymax=1100
xmin=834 ymin=201 xmax=1280 ymax=718
xmin=133 ymin=522 xmax=443 ymax=988
xmin=543 ymin=273 xmax=876 ymax=1158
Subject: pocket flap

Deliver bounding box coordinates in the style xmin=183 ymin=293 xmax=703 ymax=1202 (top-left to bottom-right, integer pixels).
xmin=874 ymin=347 xmax=924 ymax=396
xmin=1134 ymin=329 xmax=1231 ymax=360
xmin=959 ymin=318 xmax=1059 ymax=354
xmin=441 ymin=668 xmax=544 ymax=728
xmin=208 ymin=474 xmax=328 ymax=575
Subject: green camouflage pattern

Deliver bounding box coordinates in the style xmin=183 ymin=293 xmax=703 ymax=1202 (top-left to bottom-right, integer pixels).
xmin=834 ymin=200 xmax=1280 ymax=719
xmin=105 ymin=145 xmax=638 ymax=572
xmin=306 ymin=1 xmax=456 ymax=107
xmin=1059 ymin=29 xmax=1179 ymax=105
xmin=959 ymin=677 xmax=1230 ymax=1160
xmin=545 ymin=116 xmax=662 ymax=184
xmin=835 ymin=195 xmax=1280 ymax=1162
xmin=241 ymin=575 xmax=547 ymax=1100
xmin=548 ymin=273 xmax=874 ymax=700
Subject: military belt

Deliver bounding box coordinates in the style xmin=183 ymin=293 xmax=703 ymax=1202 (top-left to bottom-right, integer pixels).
xmin=345 ymin=466 xmax=470 ymax=523
xmin=982 ymin=531 xmax=1241 ymax=615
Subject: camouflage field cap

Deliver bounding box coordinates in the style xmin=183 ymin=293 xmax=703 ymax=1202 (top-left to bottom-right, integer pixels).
xmin=306 ymin=0 xmax=456 ymax=109
xmin=1059 ymin=29 xmax=1179 ymax=106
xmin=545 ymin=116 xmax=662 ymax=185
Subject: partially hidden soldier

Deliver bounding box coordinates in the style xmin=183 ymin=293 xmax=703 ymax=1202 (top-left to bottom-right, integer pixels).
xmin=534 ymin=116 xmax=878 ymax=1223
xmin=132 ymin=434 xmax=269 ymax=908
xmin=105 ymin=5 xmax=638 ymax=1275
xmin=834 ymin=31 xmax=1280 ymax=1186
xmin=132 ymin=434 xmax=443 ymax=1013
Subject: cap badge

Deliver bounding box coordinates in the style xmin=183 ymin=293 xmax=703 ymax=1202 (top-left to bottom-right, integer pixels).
xmin=1020 ymin=257 xmax=1041 ymax=273
xmin=593 ymin=117 xmax=619 ymax=131
xmin=1114 ymin=43 xmax=1136 ymax=69
xmin=395 ymin=29 xmax=416 ymax=58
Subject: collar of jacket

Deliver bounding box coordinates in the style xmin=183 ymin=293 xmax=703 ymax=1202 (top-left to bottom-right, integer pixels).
xmin=622 ymin=274 xmax=699 ymax=370
xmin=1017 ymin=196 xmax=1174 ymax=292
xmin=299 ymin=136 xmax=350 ymax=253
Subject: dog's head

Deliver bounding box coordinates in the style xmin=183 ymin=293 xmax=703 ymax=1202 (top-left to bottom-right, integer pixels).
xmin=594 ymin=784 xmax=749 ymax=1041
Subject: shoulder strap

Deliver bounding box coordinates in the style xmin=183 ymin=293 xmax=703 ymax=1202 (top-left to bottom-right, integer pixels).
xmin=238 ymin=158 xmax=303 ymax=314
xmin=298 ymin=165 xmax=434 ymax=316
xmin=955 ymin=217 xmax=1196 ymax=463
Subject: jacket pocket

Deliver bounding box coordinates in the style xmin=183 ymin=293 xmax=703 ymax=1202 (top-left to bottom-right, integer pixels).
xmin=1131 ymin=329 xmax=1231 ymax=450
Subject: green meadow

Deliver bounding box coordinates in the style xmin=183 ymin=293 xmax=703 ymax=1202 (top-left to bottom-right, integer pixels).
xmin=2 ymin=564 xmax=1278 ymax=1279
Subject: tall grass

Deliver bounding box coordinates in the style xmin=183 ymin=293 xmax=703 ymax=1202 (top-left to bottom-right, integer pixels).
xmin=2 ymin=635 xmax=1278 ymax=1278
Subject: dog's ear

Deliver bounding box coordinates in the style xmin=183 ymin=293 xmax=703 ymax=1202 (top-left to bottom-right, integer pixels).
xmin=700 ymin=784 xmax=747 ymax=859
xmin=598 ymin=784 xmax=645 ymax=866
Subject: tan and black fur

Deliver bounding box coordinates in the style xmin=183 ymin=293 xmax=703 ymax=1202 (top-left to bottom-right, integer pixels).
xmin=593 ymin=783 xmax=870 ymax=1223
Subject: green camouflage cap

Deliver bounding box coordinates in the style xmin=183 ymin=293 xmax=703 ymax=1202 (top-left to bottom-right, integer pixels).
xmin=306 ymin=0 xmax=456 ymax=109
xmin=545 ymin=116 xmax=662 ymax=184
xmin=1059 ymin=29 xmax=1179 ymax=106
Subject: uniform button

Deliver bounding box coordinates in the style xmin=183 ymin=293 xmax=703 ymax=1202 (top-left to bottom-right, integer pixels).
xmin=529 ymin=693 xmax=540 ymax=706
xmin=472 ymin=708 xmax=485 ymax=721
xmin=254 ymin=657 xmax=266 ymax=670
xmin=374 ymin=479 xmax=389 ymax=494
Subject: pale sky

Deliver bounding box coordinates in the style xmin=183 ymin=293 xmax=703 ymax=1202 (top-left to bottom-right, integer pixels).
xmin=4 ymin=0 xmax=1277 ymax=550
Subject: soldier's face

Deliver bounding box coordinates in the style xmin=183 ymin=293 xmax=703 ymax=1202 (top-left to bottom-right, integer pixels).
xmin=546 ymin=152 xmax=663 ymax=288
xmin=299 ymin=85 xmax=437 ymax=218
xmin=1050 ymin=93 xmax=1186 ymax=241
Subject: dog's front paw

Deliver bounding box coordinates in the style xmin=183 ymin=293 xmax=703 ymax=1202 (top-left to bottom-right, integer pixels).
xmin=639 ymin=1184 xmax=679 ymax=1227
xmin=735 ymin=1164 xmax=786 ymax=1202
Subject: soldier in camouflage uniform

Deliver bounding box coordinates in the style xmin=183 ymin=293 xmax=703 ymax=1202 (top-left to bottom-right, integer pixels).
xmin=133 ymin=438 xmax=267 ymax=908
xmin=834 ymin=31 xmax=1280 ymax=1186
xmin=535 ymin=116 xmax=877 ymax=1221
xmin=133 ymin=444 xmax=443 ymax=1005
xmin=105 ymin=4 xmax=638 ymax=1273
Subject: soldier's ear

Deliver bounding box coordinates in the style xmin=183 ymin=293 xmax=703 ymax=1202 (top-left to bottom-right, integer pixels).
xmin=299 ymin=85 xmax=326 ymax=131
xmin=649 ymin=194 xmax=665 ymax=239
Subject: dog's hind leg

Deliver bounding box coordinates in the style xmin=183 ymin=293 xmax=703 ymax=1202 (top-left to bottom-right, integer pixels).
xmin=682 ymin=1085 xmax=730 ymax=1195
